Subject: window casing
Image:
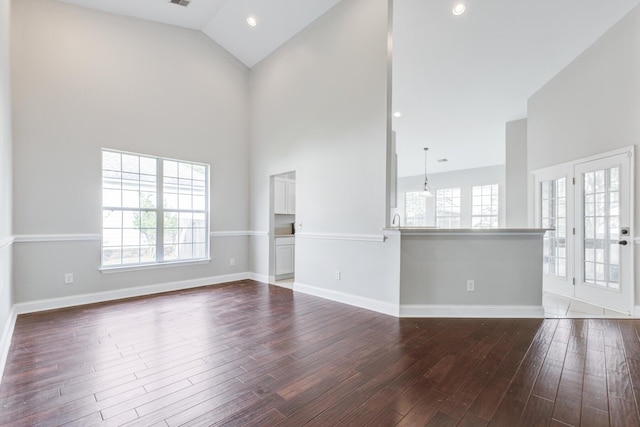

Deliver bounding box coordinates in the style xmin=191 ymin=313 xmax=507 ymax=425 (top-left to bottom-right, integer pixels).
xmin=102 ymin=149 xmax=209 ymax=268
xmin=404 ymin=191 xmax=428 ymax=226
xmin=471 ymin=184 xmax=499 ymax=228
xmin=435 ymin=188 xmax=461 ymax=228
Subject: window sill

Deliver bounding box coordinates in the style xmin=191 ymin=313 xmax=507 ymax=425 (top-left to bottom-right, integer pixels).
xmin=100 ymin=258 xmax=212 ymax=274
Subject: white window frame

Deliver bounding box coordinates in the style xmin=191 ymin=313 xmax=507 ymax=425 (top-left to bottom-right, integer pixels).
xmin=404 ymin=191 xmax=428 ymax=226
xmin=435 ymin=187 xmax=461 ymax=228
xmin=471 ymin=184 xmax=499 ymax=228
xmin=101 ymin=149 xmax=210 ymax=270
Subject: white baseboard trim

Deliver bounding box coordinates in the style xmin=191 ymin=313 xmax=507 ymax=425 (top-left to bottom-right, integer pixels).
xmin=399 ymin=304 xmax=545 ymax=318
xmin=291 ymin=283 xmax=544 ymax=318
xmin=248 ymin=273 xmax=270 ymax=284
xmin=271 ymin=281 xmax=294 ymax=290
xmin=0 ymin=306 xmax=17 ymax=384
xmin=13 ymin=272 xmax=251 ymax=316
xmin=293 ymin=282 xmax=399 ymax=317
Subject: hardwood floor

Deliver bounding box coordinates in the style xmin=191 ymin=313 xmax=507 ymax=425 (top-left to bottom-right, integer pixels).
xmin=1 ymin=280 xmax=640 ymax=426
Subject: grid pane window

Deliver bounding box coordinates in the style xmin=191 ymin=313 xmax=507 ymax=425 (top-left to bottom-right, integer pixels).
xmin=471 ymin=184 xmax=499 ymax=228
xmin=583 ymin=167 xmax=620 ymax=289
xmin=405 ymin=191 xmax=428 ymax=226
xmin=541 ymin=178 xmax=567 ymax=278
xmin=435 ymin=188 xmax=461 ymax=228
xmin=102 ymin=150 xmax=209 ymax=267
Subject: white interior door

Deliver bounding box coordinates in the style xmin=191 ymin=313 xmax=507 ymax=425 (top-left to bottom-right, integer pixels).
xmin=534 ymin=166 xmax=574 ymax=297
xmin=574 ymin=153 xmax=633 ymax=314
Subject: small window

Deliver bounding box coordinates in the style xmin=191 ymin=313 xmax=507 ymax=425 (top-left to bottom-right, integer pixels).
xmin=471 ymin=184 xmax=499 ymax=228
xmin=435 ymin=188 xmax=461 ymax=228
xmin=102 ymin=149 xmax=209 ymax=268
xmin=404 ymin=191 xmax=428 ymax=226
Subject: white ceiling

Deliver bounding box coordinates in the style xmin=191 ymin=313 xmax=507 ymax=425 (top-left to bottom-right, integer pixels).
xmin=57 ymin=0 xmax=343 ymax=68
xmin=57 ymin=0 xmax=640 ymax=177
xmin=393 ymin=0 xmax=640 ymax=176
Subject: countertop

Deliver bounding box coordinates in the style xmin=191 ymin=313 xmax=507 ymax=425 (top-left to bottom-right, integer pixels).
xmin=385 ymin=227 xmax=550 ymax=236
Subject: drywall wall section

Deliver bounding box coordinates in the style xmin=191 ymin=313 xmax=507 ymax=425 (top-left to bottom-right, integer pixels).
xmin=394 ymin=165 xmax=506 ymax=228
xmin=506 ymin=119 xmax=528 ymax=227
xmin=0 ymin=0 xmax=13 ymax=371
xmin=0 ymin=0 xmax=9 ymax=241
xmin=399 ymin=232 xmax=543 ymax=314
xmin=249 ymin=0 xmax=398 ymax=307
xmin=11 ymin=0 xmax=250 ymax=303
xmin=528 ymin=5 xmax=640 ymax=304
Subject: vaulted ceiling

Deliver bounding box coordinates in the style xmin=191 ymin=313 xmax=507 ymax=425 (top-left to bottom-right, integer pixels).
xmin=57 ymin=0 xmax=342 ymax=67
xmin=56 ymin=0 xmax=640 ymax=176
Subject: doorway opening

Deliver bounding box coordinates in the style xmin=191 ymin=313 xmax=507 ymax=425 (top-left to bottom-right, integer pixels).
xmin=270 ymin=171 xmax=296 ymax=286
xmin=533 ymin=148 xmax=634 ymax=316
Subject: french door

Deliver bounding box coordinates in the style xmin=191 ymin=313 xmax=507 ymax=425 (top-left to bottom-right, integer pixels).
xmin=535 ymin=167 xmax=574 ymax=298
xmin=574 ymin=154 xmax=632 ymax=312
xmin=535 ymin=149 xmax=634 ymax=314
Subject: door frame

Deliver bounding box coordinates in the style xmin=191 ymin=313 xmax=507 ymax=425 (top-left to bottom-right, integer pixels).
xmin=269 ymin=171 xmax=297 ymax=285
xmin=532 ymin=146 xmax=635 ymax=314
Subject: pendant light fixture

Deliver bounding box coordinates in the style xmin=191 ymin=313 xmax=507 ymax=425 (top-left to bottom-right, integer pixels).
xmin=423 ymin=147 xmax=433 ymax=196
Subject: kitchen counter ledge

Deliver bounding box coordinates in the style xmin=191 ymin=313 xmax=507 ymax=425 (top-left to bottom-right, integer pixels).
xmin=385 ymin=227 xmax=549 ymax=236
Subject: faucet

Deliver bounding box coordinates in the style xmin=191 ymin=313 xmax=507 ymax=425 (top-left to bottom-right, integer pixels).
xmin=392 ymin=213 xmax=401 ymax=227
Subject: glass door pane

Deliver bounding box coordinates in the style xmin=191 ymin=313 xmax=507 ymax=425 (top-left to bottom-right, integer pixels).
xmin=541 ymin=178 xmax=567 ymax=278
xmin=582 ymin=167 xmax=620 ymax=289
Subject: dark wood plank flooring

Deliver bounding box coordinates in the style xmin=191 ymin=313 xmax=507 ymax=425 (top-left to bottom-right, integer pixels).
xmin=1 ymin=280 xmax=640 ymax=426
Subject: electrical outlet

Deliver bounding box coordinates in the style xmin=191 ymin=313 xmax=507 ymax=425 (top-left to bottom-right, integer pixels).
xmin=230 ymin=258 xmax=235 ymax=266
xmin=335 ymin=271 xmax=341 ymax=280
xmin=467 ymin=280 xmax=475 ymax=292
xmin=64 ymin=273 xmax=74 ymax=284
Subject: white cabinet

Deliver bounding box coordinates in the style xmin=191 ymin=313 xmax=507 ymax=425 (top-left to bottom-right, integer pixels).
xmin=286 ymin=180 xmax=296 ymax=214
xmin=274 ymin=177 xmax=295 ymax=214
xmin=275 ymin=236 xmax=295 ymax=278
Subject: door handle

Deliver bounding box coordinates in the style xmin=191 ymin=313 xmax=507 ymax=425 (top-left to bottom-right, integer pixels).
xmin=618 ymin=240 xmax=629 ymax=246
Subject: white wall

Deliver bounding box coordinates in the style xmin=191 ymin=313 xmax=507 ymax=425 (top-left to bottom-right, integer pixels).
xmin=528 ymin=5 xmax=640 ymax=303
xmin=505 ymin=119 xmax=528 ymax=227
xmin=0 ymin=0 xmax=13 ymax=354
xmin=394 ymin=165 xmax=506 ymax=227
xmin=11 ymin=0 xmax=250 ymax=303
xmin=400 ymin=233 xmax=543 ymax=311
xmin=249 ymin=0 xmax=399 ymax=307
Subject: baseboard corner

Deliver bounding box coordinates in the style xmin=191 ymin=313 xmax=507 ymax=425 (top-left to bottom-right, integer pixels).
xmin=0 ymin=306 xmax=18 ymax=383
xmin=293 ymin=282 xmax=400 ymax=317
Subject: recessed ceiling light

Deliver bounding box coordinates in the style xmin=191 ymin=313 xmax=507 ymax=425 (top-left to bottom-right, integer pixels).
xmin=247 ymin=16 xmax=257 ymax=27
xmin=452 ymin=3 xmax=466 ymax=15
xmin=393 ymin=111 xmax=402 ymax=118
